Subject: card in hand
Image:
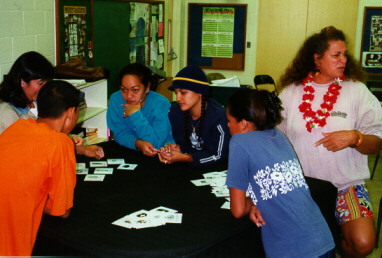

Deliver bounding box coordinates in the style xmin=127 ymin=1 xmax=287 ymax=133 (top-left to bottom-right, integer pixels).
xmin=94 ymin=167 xmax=113 ymax=174
xmin=89 ymin=161 xmax=108 ymax=167
xmin=117 ymin=163 xmax=138 ymax=170
xmin=84 ymin=174 xmax=105 ymax=181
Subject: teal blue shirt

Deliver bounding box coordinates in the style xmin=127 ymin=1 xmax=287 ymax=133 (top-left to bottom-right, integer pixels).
xmin=107 ymin=90 xmax=174 ymax=150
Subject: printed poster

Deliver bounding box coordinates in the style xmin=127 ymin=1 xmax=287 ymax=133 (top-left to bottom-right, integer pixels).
xmin=63 ymin=6 xmax=87 ymax=62
xmin=201 ymin=7 xmax=234 ymax=58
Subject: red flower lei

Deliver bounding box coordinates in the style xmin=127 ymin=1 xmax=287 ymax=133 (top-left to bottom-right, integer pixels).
xmin=298 ymin=72 xmax=345 ymax=132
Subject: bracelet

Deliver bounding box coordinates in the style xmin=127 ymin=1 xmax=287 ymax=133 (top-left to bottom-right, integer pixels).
xmin=355 ymin=130 xmax=363 ymax=147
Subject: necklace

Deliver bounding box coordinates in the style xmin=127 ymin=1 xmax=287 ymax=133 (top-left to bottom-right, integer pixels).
xmin=191 ymin=118 xmax=200 ymax=134
xmin=298 ymin=72 xmax=344 ymax=132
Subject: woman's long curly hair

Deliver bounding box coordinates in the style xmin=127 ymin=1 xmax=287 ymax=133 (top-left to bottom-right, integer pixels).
xmin=279 ymin=26 xmax=366 ymax=89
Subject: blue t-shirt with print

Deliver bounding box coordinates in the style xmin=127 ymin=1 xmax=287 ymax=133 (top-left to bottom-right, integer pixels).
xmin=226 ymin=128 xmax=334 ymax=258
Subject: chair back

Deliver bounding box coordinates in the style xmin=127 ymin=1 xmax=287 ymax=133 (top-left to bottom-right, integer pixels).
xmin=254 ymin=75 xmax=278 ymax=94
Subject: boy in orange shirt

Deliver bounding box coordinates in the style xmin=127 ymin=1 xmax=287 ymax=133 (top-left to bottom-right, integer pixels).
xmin=0 ymin=80 xmax=82 ymax=255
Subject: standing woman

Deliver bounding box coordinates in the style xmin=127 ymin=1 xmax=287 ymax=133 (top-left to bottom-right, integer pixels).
xmin=0 ymin=51 xmax=54 ymax=133
xmin=107 ymin=63 xmax=174 ymax=157
xmin=279 ymin=26 xmax=382 ymax=256
xmin=159 ymin=65 xmax=230 ymax=166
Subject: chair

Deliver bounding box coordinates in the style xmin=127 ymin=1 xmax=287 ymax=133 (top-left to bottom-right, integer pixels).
xmin=376 ymin=197 xmax=382 ymax=248
xmin=254 ymin=75 xmax=278 ymax=94
xmin=371 ymin=151 xmax=380 ymax=180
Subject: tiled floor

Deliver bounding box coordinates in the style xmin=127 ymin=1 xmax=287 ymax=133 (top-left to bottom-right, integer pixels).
xmin=366 ymin=154 xmax=382 ymax=258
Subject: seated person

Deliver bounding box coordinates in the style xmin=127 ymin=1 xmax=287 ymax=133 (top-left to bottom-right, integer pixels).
xmin=107 ymin=63 xmax=173 ymax=157
xmin=0 ymin=80 xmax=82 ymax=255
xmin=158 ymin=65 xmax=230 ymax=166
xmin=225 ymin=89 xmax=334 ymax=257
xmin=0 ymin=51 xmax=104 ymax=159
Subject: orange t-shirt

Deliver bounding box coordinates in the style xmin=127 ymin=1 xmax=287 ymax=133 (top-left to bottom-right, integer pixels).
xmin=0 ymin=118 xmax=76 ymax=256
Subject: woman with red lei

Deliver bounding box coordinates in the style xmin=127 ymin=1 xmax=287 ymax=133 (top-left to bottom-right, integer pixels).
xmin=279 ymin=26 xmax=382 ymax=257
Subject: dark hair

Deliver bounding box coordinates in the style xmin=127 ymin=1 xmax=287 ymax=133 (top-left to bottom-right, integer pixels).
xmin=227 ymin=89 xmax=283 ymax=130
xmin=0 ymin=51 xmax=54 ymax=108
xmin=119 ymin=63 xmax=158 ymax=91
xmin=183 ymin=95 xmax=207 ymax=148
xmin=37 ymin=80 xmax=81 ymax=119
xmin=280 ymin=26 xmax=366 ymax=88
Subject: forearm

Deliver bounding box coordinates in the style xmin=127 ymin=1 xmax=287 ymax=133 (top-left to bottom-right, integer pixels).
xmin=355 ymin=133 xmax=381 ymax=155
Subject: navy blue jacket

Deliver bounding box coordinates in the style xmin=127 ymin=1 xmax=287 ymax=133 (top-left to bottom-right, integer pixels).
xmin=169 ymin=98 xmax=230 ymax=166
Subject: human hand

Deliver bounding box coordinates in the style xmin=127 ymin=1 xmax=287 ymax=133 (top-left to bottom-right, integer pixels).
xmin=160 ymin=143 xmax=180 ymax=154
xmin=158 ymin=149 xmax=192 ymax=164
xmin=83 ymin=145 xmax=105 ymax=160
xmin=71 ymin=135 xmax=85 ymax=146
xmin=122 ymin=103 xmax=141 ymax=118
xmin=135 ymin=139 xmax=158 ymax=157
xmin=249 ymin=205 xmax=265 ymax=227
xmin=314 ymin=130 xmax=359 ymax=152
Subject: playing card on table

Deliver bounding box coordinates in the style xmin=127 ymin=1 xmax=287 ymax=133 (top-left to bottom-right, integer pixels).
xmin=212 ymin=186 xmax=230 ymax=197
xmin=89 ymin=161 xmax=107 ymax=167
xmin=107 ymin=159 xmax=125 ymax=165
xmin=190 ymin=179 xmax=210 ymax=186
xmin=76 ymin=163 xmax=86 ymax=170
xmin=150 ymin=206 xmax=178 ymax=213
xmin=94 ymin=167 xmax=113 ymax=174
xmin=162 ymin=213 xmax=182 ymax=224
xmin=221 ymin=201 xmax=230 ymax=209
xmin=84 ymin=174 xmax=105 ymax=181
xmin=76 ymin=168 xmax=89 ymax=175
xmin=117 ymin=163 xmax=138 ymax=170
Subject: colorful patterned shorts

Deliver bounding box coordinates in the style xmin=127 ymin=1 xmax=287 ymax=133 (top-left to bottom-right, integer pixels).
xmin=335 ymin=184 xmax=374 ymax=225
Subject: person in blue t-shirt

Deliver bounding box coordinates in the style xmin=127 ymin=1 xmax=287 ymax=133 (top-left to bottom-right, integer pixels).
xmin=225 ymin=88 xmax=335 ymax=258
xmin=158 ymin=65 xmax=230 ymax=166
xmin=107 ymin=63 xmax=174 ymax=157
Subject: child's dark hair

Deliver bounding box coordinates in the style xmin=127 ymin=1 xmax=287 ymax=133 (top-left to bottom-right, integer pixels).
xmin=227 ymin=89 xmax=283 ymax=130
xmin=37 ymin=80 xmax=81 ymax=119
xmin=119 ymin=63 xmax=158 ymax=91
xmin=183 ymin=95 xmax=207 ymax=148
xmin=0 ymin=51 xmax=54 ymax=108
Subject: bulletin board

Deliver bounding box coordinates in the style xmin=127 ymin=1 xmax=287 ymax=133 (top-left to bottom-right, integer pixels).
xmin=56 ymin=0 xmax=165 ymax=97
xmin=188 ymin=4 xmax=247 ymax=71
xmin=55 ymin=0 xmax=94 ymax=67
xmin=360 ymin=7 xmax=382 ymax=76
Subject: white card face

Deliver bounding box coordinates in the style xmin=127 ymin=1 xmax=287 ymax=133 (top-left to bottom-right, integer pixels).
xmin=84 ymin=174 xmax=105 ymax=181
xmin=94 ymin=167 xmax=113 ymax=174
xmin=191 ymin=179 xmax=210 ymax=186
xmin=107 ymin=159 xmax=125 ymax=165
xmin=221 ymin=201 xmax=230 ymax=209
xmin=163 ymin=213 xmax=182 ymax=224
xmin=76 ymin=163 xmax=86 ymax=170
xmin=89 ymin=161 xmax=108 ymax=167
xmin=117 ymin=163 xmax=138 ymax=170
xmin=150 ymin=206 xmax=178 ymax=213
xmin=76 ymin=168 xmax=89 ymax=175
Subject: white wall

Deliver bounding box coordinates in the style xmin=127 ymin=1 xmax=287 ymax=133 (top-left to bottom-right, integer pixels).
xmin=172 ymin=0 xmax=259 ymax=86
xmin=0 ymin=0 xmax=55 ymax=82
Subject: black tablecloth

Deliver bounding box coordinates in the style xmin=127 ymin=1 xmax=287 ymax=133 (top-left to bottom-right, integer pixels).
xmin=34 ymin=141 xmax=263 ymax=256
xmin=33 ymin=140 xmax=338 ymax=256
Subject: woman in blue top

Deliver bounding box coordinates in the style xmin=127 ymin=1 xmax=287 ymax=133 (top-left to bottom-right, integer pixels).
xmin=158 ymin=65 xmax=230 ymax=166
xmin=225 ymin=88 xmax=334 ymax=257
xmin=107 ymin=63 xmax=173 ymax=157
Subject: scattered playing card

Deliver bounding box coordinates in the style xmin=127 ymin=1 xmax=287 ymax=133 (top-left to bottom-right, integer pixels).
xmin=94 ymin=167 xmax=113 ymax=174
xmin=117 ymin=163 xmax=138 ymax=170
xmin=191 ymin=179 xmax=210 ymax=186
xmin=107 ymin=159 xmax=125 ymax=165
xmin=76 ymin=168 xmax=89 ymax=175
xmin=221 ymin=201 xmax=230 ymax=209
xmin=150 ymin=206 xmax=178 ymax=213
xmin=89 ymin=161 xmax=107 ymax=167
xmin=76 ymin=163 xmax=86 ymax=170
xmin=84 ymin=174 xmax=105 ymax=181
